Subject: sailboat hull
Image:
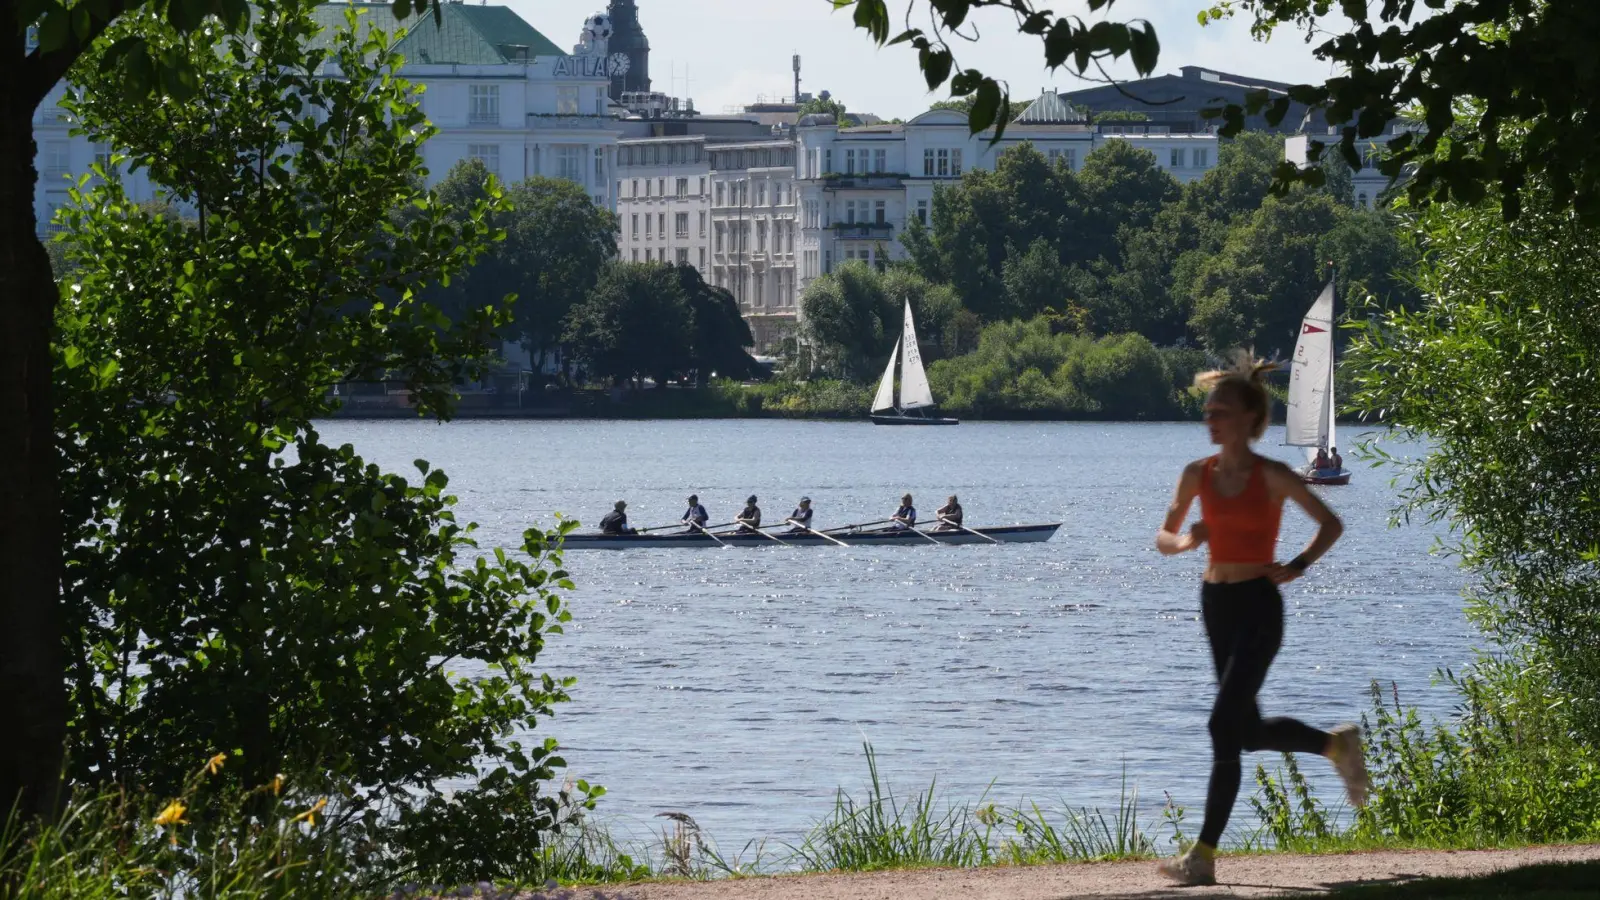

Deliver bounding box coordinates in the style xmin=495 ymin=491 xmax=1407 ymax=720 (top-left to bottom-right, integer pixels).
xmin=1301 ymin=468 xmax=1352 ymax=486
xmin=871 ymin=414 xmax=960 ymax=426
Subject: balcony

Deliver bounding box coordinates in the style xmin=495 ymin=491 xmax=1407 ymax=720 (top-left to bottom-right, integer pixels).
xmin=832 ymin=222 xmax=894 ymax=240
xmin=817 ymin=173 xmax=907 ymax=190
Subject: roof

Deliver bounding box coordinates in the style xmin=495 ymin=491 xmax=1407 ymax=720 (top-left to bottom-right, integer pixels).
xmin=1016 ymin=90 xmax=1087 ymax=124
xmin=307 ymin=3 xmax=565 ymax=66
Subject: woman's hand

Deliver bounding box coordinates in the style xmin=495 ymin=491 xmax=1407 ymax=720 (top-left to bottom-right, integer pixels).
xmin=1186 ymin=521 xmax=1209 ymax=550
xmin=1265 ymin=562 xmax=1302 ymax=584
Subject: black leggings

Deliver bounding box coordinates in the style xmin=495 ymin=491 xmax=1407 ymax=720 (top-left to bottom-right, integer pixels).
xmin=1197 ymin=578 xmax=1328 ymax=848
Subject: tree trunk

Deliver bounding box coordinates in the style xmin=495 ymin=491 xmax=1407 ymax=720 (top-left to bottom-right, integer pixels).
xmin=0 ymin=39 xmax=68 ymax=821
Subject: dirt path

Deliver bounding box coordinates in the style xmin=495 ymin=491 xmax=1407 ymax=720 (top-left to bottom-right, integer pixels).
xmin=602 ymin=844 xmax=1600 ymax=899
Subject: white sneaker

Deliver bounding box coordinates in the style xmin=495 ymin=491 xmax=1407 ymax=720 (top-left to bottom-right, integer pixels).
xmin=1330 ymin=723 xmax=1369 ymax=808
xmin=1156 ymin=849 xmax=1217 ymax=886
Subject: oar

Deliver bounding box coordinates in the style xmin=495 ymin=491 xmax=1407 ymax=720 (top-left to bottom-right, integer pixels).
xmin=821 ymin=519 xmax=893 ymax=534
xmin=939 ymin=516 xmax=999 ymax=545
xmin=903 ymin=525 xmax=944 ymax=546
xmin=744 ymin=523 xmax=790 ymax=547
xmin=684 ymin=522 xmax=731 ymax=547
xmin=789 ymin=519 xmax=848 ymax=547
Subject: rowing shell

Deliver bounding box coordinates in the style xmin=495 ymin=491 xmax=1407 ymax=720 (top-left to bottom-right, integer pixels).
xmin=565 ymin=523 xmax=1060 ymax=550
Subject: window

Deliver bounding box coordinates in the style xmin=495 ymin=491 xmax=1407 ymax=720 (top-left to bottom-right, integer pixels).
xmin=698 ymin=211 xmax=706 ymax=236
xmin=756 ymin=221 xmax=767 ymax=251
xmin=786 ymin=222 xmax=795 ymax=252
xmin=753 ymin=274 xmax=764 ymax=307
xmin=1063 ymin=148 xmax=1077 ymax=169
xmin=645 ymin=248 xmax=652 ymax=261
xmin=631 ymin=214 xmax=639 ymax=238
xmin=951 ymin=148 xmax=963 ymax=176
xmin=1170 ymin=148 xmax=1186 ymax=167
xmin=715 ymin=182 xmax=724 ymax=206
xmin=675 ymin=212 xmax=689 ymax=237
xmin=469 ymin=85 xmax=500 ymax=124
xmin=596 ymin=89 xmax=607 ymax=115
xmin=923 ymin=148 xmax=935 ymax=176
xmin=757 ymin=182 xmax=766 ymax=206
xmin=824 ymin=249 xmax=832 ymax=273
xmin=632 ymin=178 xmax=639 ymax=197
xmin=699 ymin=247 xmax=706 ymax=268
xmin=468 ymin=143 xmax=500 ymax=175
xmin=657 ymin=177 xmax=665 ymax=196
xmin=93 ymin=142 xmax=114 ymax=175
xmin=557 ymin=86 xmax=580 ymax=115
xmin=658 ymin=213 xmax=665 ymax=238
xmin=594 ymin=148 xmax=605 ymax=185
xmin=1193 ymin=148 xmax=1210 ymax=167
xmin=676 ymin=248 xmax=689 ymax=264
xmin=676 ymin=177 xmax=688 ymax=198
xmin=873 ymin=148 xmax=886 ymax=173
xmin=715 ymin=225 xmax=723 ymax=251
xmin=936 ymin=148 xmax=950 ymax=177
xmin=844 ymin=199 xmax=858 ymax=224
xmin=556 ymin=145 xmax=582 ymax=181
xmin=631 ymin=248 xmax=639 ymax=261
xmin=824 ymin=148 xmax=832 ymax=173
xmin=645 ymin=215 xmax=653 ymax=239
xmin=699 ymin=176 xmax=706 ymax=195
xmin=916 ymin=199 xmax=928 ymax=224
xmin=844 ymin=148 xmax=856 ymax=174
xmin=1357 ymin=191 xmax=1369 ymax=208
xmin=874 ymin=200 xmax=886 ymax=225
xmin=43 ymin=141 xmax=69 ymax=176
xmin=616 ymin=180 xmax=622 ymax=199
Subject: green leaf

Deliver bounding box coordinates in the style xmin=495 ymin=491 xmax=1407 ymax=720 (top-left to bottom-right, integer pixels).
xmin=919 ymin=48 xmax=953 ymax=92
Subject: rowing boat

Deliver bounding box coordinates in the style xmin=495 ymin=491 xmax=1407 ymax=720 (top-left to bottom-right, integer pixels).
xmin=565 ymin=523 xmax=1059 ymax=549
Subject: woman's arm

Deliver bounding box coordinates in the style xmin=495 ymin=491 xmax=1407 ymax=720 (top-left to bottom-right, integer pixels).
xmin=1264 ymin=461 xmax=1344 ymax=582
xmin=1156 ymin=461 xmax=1207 ymax=555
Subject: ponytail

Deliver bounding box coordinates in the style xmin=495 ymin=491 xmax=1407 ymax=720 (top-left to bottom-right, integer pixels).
xmin=1195 ymin=349 xmax=1275 ymax=440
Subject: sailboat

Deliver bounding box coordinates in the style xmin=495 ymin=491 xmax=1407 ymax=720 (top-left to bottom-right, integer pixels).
xmin=1285 ymin=278 xmax=1350 ymax=485
xmin=870 ymin=300 xmax=959 ymax=425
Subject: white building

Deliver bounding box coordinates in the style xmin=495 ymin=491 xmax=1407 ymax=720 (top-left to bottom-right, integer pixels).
xmin=32 ymin=3 xmax=623 ymax=235
xmin=616 ymin=136 xmax=712 ymax=268
xmin=1285 ymin=124 xmax=1419 ymax=209
xmin=794 ymin=91 xmax=1221 ymax=291
xmin=709 ymin=141 xmax=801 ymax=351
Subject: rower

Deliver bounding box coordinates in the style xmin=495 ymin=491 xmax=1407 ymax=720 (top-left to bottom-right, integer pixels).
xmin=934 ymin=495 xmax=963 ymax=531
xmin=599 ymin=500 xmax=636 ymax=535
xmin=890 ymin=493 xmax=917 ymax=530
xmin=737 ymin=495 xmax=762 ymax=533
xmin=786 ymin=496 xmax=814 ymax=534
xmin=681 ymin=494 xmax=709 ymax=532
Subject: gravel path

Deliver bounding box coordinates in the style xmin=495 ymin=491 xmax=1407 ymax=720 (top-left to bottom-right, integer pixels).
xmin=596 ymin=844 xmax=1600 ymax=899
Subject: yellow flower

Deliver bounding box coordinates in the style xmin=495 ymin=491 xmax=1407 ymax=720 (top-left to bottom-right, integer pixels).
xmin=154 ymin=800 xmax=188 ymax=827
xmin=271 ymin=773 xmax=286 ymax=797
xmin=205 ymin=752 xmax=227 ymax=776
xmin=293 ymin=797 xmax=328 ymax=826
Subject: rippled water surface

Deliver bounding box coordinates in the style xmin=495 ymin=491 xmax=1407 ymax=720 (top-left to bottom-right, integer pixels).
xmin=319 ymin=419 xmax=1475 ymax=849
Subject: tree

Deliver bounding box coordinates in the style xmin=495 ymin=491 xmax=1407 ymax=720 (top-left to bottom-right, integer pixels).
xmin=841 ymin=0 xmax=1600 ymax=222
xmin=797 ymin=93 xmax=848 ymax=122
xmin=1075 ymin=140 xmax=1181 ymax=265
xmin=2 ymin=0 xmax=450 ymax=825
xmin=421 ymin=160 xmax=618 ymax=368
xmin=799 ymin=262 xmax=897 ymax=378
xmin=564 ymin=262 xmax=692 ymax=386
xmin=674 ymin=264 xmax=761 ymax=384
xmin=1349 ymin=185 xmax=1600 ymax=743
xmin=54 ymin=1 xmax=592 ymax=880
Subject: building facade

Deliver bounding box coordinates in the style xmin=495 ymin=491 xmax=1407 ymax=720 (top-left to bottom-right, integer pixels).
xmin=709 ymin=141 xmax=801 ymax=351
xmin=794 ymin=92 xmax=1221 ymax=294
xmin=615 ymin=136 xmax=714 ymax=270
xmin=1285 ymin=125 xmax=1418 ymax=209
xmin=32 ymin=3 xmax=623 ymax=235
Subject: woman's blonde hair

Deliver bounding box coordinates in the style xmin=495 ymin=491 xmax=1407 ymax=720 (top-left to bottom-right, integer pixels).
xmin=1194 ymin=349 xmax=1276 ymax=440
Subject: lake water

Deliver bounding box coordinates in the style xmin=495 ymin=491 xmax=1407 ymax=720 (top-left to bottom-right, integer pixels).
xmin=318 ymin=419 xmax=1476 ymax=852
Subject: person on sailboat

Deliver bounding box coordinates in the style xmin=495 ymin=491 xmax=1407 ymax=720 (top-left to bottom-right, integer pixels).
xmin=934 ymin=495 xmax=963 ymax=531
xmin=599 ymin=501 xmax=636 ymax=535
xmin=1313 ymin=447 xmax=1331 ymax=470
xmin=1330 ymin=446 xmax=1344 ymax=470
xmin=1153 ymin=352 xmax=1366 ymax=888
xmin=681 ymin=495 xmax=709 ymax=533
xmin=785 ymin=497 xmax=814 ymax=534
xmin=890 ymin=494 xmax=917 ymax=530
xmin=736 ymin=495 xmax=762 ymax=533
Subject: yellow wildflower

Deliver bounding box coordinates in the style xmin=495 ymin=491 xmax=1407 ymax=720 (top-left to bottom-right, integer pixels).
xmin=293 ymin=797 xmax=328 ymax=826
xmin=205 ymin=752 xmax=227 ymax=776
xmin=271 ymin=773 xmax=286 ymax=797
xmin=153 ymin=800 xmax=188 ymax=827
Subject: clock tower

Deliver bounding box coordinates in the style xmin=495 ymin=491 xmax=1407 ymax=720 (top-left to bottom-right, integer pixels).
xmin=606 ymin=0 xmax=651 ymax=100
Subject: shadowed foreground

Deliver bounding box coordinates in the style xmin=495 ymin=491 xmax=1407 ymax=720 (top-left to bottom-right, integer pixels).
xmin=610 ymin=844 xmax=1600 ymax=900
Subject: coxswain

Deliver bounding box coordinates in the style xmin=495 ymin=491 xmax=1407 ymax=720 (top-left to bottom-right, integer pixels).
xmin=681 ymin=494 xmax=709 ymax=532
xmin=786 ymin=497 xmax=815 ymax=534
xmin=890 ymin=493 xmax=917 ymax=530
xmin=1153 ymin=352 xmax=1364 ymax=887
xmin=934 ymin=495 xmax=963 ymax=531
xmin=599 ymin=500 xmax=636 ymax=535
xmin=736 ymin=495 xmax=762 ymax=533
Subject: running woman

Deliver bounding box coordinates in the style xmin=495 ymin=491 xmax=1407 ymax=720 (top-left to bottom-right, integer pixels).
xmin=1154 ymin=354 xmax=1368 ymax=886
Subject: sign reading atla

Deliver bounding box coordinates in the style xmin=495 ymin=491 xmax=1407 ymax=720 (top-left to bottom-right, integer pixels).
xmin=553 ymin=54 xmax=611 ymax=78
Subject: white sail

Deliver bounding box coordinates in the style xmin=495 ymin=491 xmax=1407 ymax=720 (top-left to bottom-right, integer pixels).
xmin=871 ymin=339 xmax=899 ymax=412
xmin=1286 ymin=280 xmax=1335 ymax=463
xmin=898 ymin=300 xmax=936 ymax=410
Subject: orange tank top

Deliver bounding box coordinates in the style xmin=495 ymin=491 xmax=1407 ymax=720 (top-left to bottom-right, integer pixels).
xmin=1198 ymin=456 xmax=1281 ymax=565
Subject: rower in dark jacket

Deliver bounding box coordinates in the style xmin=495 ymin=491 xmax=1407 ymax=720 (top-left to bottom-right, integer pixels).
xmin=737 ymin=495 xmax=762 ymax=533
xmin=599 ymin=500 xmax=636 ymax=535
xmin=934 ymin=495 xmax=963 ymax=531
xmin=682 ymin=495 xmax=710 ymax=532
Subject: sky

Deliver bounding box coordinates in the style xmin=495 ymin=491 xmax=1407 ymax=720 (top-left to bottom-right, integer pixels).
xmin=501 ymin=0 xmax=1354 ymax=120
